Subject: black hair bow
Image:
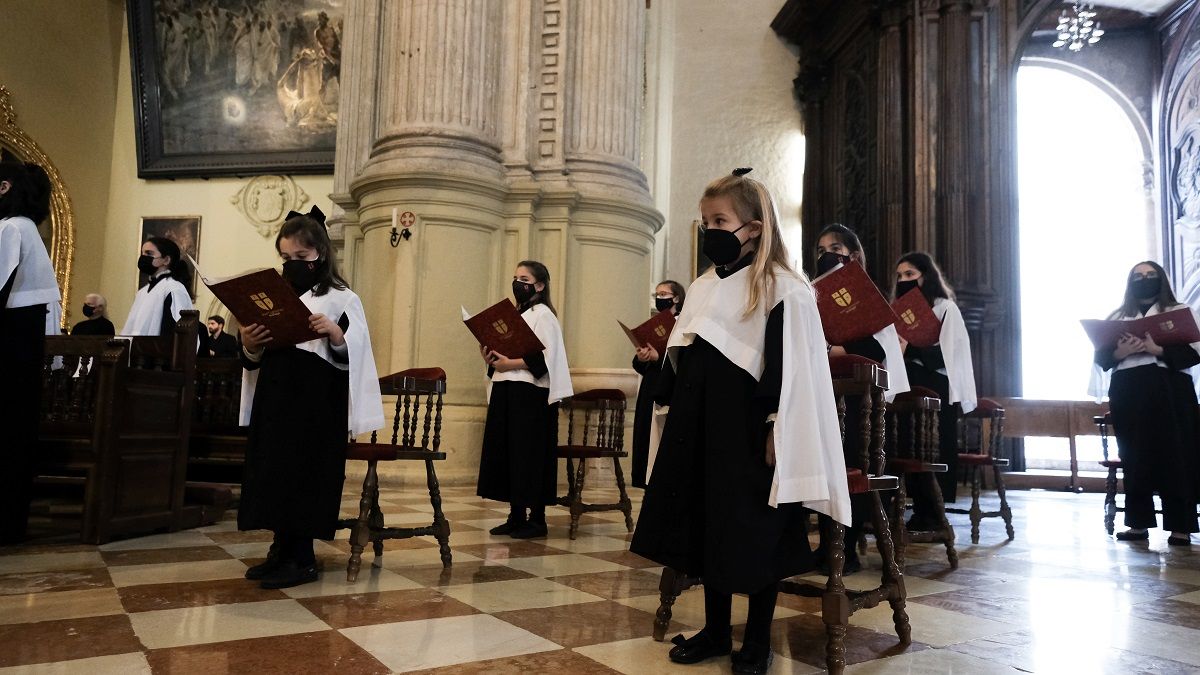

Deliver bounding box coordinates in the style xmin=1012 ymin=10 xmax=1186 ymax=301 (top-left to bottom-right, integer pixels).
xmin=285 ymin=205 xmax=326 ymax=225
xmin=732 ymin=167 xmax=753 ymax=176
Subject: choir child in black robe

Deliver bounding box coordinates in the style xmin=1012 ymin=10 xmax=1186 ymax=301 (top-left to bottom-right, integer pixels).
xmin=121 ymin=237 xmax=194 ymax=336
xmin=0 ymin=158 xmax=60 ymax=544
xmin=631 ymin=170 xmax=848 ymax=674
xmin=892 ymin=252 xmax=977 ymax=529
xmin=1092 ymin=261 xmax=1199 ymax=545
xmin=71 ymin=293 xmax=115 ymax=335
xmin=477 ymin=261 xmax=573 ymax=539
xmin=238 ymin=207 xmax=384 ymax=588
xmin=630 ymin=279 xmax=685 ymax=489
xmin=811 ymin=224 xmax=909 ymax=573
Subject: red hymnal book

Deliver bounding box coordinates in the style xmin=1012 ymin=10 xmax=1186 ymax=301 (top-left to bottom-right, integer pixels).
xmin=618 ymin=310 xmax=676 ymax=354
xmin=891 ymin=289 xmax=942 ymax=348
xmin=462 ymin=299 xmax=545 ymax=357
xmin=189 ymin=256 xmax=321 ymax=348
xmin=1081 ymin=307 xmax=1200 ymax=350
xmin=812 ymin=263 xmax=898 ymax=345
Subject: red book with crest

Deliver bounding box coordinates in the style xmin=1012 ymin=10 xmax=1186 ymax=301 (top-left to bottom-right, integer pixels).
xmin=618 ymin=309 xmax=676 ymax=354
xmin=891 ymin=288 xmax=942 ymax=348
xmin=189 ymin=256 xmax=321 ymax=348
xmin=812 ymin=263 xmax=899 ymax=345
xmin=462 ymin=299 xmax=545 ymax=357
xmin=1080 ymin=307 xmax=1200 ymax=351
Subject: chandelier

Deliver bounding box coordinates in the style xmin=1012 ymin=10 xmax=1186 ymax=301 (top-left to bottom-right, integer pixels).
xmin=1053 ymin=3 xmax=1105 ymax=52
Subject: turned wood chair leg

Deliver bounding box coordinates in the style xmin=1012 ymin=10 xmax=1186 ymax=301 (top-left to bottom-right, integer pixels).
xmin=928 ymin=473 xmax=958 ymax=569
xmin=1104 ymin=465 xmax=1119 ymax=535
xmin=871 ymin=490 xmax=910 ymax=645
xmin=653 ymin=567 xmax=689 ymax=641
xmin=994 ymin=463 xmax=1014 ymax=541
xmin=347 ymin=461 xmax=377 ymax=582
xmin=890 ymin=475 xmax=909 ymax=570
xmin=370 ymin=481 xmax=384 ymax=561
xmin=611 ymin=456 xmax=634 ymax=532
xmin=823 ymin=517 xmax=849 ymax=675
xmin=426 ymin=459 xmax=452 ymax=568
xmin=969 ymin=465 xmax=982 ymax=545
xmin=569 ymin=457 xmax=587 ymax=540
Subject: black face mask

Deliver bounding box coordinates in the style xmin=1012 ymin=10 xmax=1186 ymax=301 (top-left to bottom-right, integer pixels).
xmin=282 ymin=258 xmax=322 ymax=294
xmin=654 ymin=297 xmax=675 ymax=312
xmin=1131 ymin=276 xmax=1161 ymax=300
xmin=702 ymin=223 xmax=750 ymax=267
xmin=513 ymin=280 xmax=539 ymax=306
xmin=896 ymin=279 xmax=920 ymax=298
xmin=137 ymin=254 xmax=158 ymax=275
xmin=82 ymin=304 xmax=95 ymax=318
xmin=816 ymin=251 xmax=850 ymax=276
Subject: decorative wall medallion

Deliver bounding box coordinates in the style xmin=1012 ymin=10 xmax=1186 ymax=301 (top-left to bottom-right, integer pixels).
xmin=230 ymin=175 xmax=310 ymax=238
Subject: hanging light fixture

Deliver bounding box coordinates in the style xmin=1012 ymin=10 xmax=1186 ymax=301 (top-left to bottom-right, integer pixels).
xmin=1053 ymin=2 xmax=1105 ymax=52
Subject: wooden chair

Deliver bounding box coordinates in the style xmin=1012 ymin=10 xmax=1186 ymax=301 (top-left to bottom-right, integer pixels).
xmin=947 ymin=398 xmax=1013 ymax=543
xmin=339 ymin=368 xmax=451 ymax=581
xmin=556 ymin=389 xmax=634 ymax=540
xmin=886 ymin=387 xmax=957 ymax=568
xmin=1094 ymin=412 xmax=1127 ymax=535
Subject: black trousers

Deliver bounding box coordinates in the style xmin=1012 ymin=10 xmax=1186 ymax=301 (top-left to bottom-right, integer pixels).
xmin=0 ymin=305 xmax=47 ymax=543
xmin=1125 ymin=492 xmax=1198 ymax=533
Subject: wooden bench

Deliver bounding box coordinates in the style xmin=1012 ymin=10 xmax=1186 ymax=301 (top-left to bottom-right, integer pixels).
xmin=37 ymin=311 xmax=229 ymax=543
xmin=995 ymin=398 xmax=1109 ymax=492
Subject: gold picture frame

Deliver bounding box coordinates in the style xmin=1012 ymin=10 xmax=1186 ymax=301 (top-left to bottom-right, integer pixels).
xmin=0 ymin=85 xmax=74 ymax=329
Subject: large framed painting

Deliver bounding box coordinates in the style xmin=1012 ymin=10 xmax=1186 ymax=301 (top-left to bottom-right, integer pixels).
xmin=138 ymin=216 xmax=201 ymax=296
xmin=127 ymin=0 xmax=343 ymax=178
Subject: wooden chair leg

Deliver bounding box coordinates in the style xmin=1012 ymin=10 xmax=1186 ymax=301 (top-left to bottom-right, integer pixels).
xmin=969 ymin=465 xmax=982 ymax=545
xmin=569 ymin=457 xmax=587 ymax=540
xmin=822 ymin=517 xmax=849 ymax=675
xmin=426 ymin=459 xmax=452 ymax=568
xmin=611 ymin=456 xmax=634 ymax=532
xmin=890 ymin=475 xmax=909 ymax=570
xmin=370 ymin=481 xmax=384 ymax=561
xmin=928 ymin=473 xmax=958 ymax=569
xmin=1104 ymin=466 xmax=1118 ymax=535
xmin=347 ymin=461 xmax=377 ymax=582
xmin=653 ymin=567 xmax=690 ymax=641
xmin=994 ymin=463 xmax=1014 ymax=541
xmin=870 ymin=490 xmax=910 ymax=645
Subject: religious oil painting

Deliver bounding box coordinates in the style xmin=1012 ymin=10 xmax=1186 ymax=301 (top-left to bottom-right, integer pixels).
xmin=138 ymin=216 xmax=201 ymax=296
xmin=128 ymin=0 xmax=343 ymax=178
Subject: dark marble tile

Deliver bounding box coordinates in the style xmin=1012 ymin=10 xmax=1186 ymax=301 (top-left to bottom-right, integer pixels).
xmin=297 ymin=588 xmax=478 ymax=629
xmin=0 ymin=543 xmax=98 ymax=557
xmin=101 ymin=546 xmax=234 ymax=567
xmin=910 ymin=589 xmax=1034 ymax=626
xmin=396 ymin=561 xmax=537 ymax=587
xmin=947 ymin=629 xmax=1200 ymax=675
xmin=0 ymin=614 xmax=143 ymax=667
xmin=406 ymin=648 xmax=622 ymax=674
xmin=581 ymin=549 xmax=660 ymax=569
xmin=325 ymin=537 xmax=438 ymax=554
xmin=204 ymin=530 xmax=276 ymax=544
xmin=146 ymin=630 xmax=389 ymax=674
xmin=741 ymin=611 xmax=930 ymax=669
xmin=547 ymin=569 xmax=665 ymax=600
xmin=1129 ymin=598 xmax=1200 ymax=631
xmin=495 ymin=600 xmax=674 ymax=648
xmin=118 ymin=578 xmax=286 ymax=613
xmin=0 ymin=568 xmax=113 ymax=596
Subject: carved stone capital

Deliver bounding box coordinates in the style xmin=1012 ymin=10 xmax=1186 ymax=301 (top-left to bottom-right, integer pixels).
xmin=230 ymin=175 xmax=310 ymax=238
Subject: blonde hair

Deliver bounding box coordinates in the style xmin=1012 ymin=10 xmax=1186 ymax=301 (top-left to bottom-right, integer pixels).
xmin=700 ymin=173 xmax=801 ymax=316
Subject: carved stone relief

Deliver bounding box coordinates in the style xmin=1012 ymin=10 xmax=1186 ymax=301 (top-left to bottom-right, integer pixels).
xmin=230 ymin=175 xmax=310 ymax=238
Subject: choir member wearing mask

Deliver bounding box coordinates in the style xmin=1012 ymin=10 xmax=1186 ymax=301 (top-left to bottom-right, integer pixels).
xmin=477 ymin=261 xmax=572 ymax=539
xmin=631 ymin=169 xmax=847 ymax=674
xmin=1091 ymin=261 xmax=1198 ymax=546
xmin=630 ymin=279 xmax=685 ymax=489
xmin=121 ymin=237 xmax=194 ymax=336
xmin=237 ymin=206 xmax=385 ymax=588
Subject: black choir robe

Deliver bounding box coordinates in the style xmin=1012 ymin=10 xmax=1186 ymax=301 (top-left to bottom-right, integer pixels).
xmin=631 ymin=351 xmax=666 ymax=489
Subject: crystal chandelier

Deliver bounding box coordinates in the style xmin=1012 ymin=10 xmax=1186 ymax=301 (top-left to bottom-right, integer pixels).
xmin=1053 ymin=3 xmax=1105 ymax=52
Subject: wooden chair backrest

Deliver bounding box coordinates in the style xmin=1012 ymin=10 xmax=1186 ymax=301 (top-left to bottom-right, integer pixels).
xmin=887 ymin=388 xmax=941 ymax=463
xmin=961 ymin=398 xmax=1005 ymax=458
xmin=829 ymin=356 xmax=889 ymax=475
xmin=561 ymin=389 xmax=626 ymax=452
xmin=370 ymin=367 xmax=446 ymax=452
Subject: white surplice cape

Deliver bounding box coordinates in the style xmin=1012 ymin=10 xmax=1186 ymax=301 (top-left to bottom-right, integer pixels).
xmin=1088 ymin=302 xmax=1200 ymax=400
xmin=239 ymin=286 xmax=385 ymax=436
xmin=931 ymin=298 xmax=977 ymax=414
xmin=874 ymin=323 xmax=910 ymax=402
xmin=489 ymin=302 xmax=574 ymax=404
xmin=0 ymin=216 xmax=61 ymax=335
xmin=651 ymin=263 xmax=851 ymax=525
xmin=120 ymin=272 xmax=194 ymax=336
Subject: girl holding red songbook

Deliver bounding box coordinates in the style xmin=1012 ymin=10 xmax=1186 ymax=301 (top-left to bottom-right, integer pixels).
xmin=891 ymin=252 xmax=976 ymax=529
xmin=476 ymin=261 xmax=573 ymax=539
xmin=1091 ymin=261 xmax=1198 ymax=545
xmin=630 ymin=280 xmax=685 ymax=489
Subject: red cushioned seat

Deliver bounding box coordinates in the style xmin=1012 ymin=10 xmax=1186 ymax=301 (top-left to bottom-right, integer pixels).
xmin=846 ymin=468 xmax=869 ymax=494
xmin=346 ymin=443 xmax=445 ymax=462
xmin=888 ymin=457 xmax=946 ymax=473
xmin=896 ymin=386 xmax=939 ymax=403
xmin=828 ymin=353 xmax=881 ymax=379
xmin=957 ymin=453 xmax=1009 ymax=467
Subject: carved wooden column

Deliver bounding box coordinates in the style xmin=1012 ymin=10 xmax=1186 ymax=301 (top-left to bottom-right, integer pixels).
xmin=935 ymin=0 xmax=973 ymax=278
xmin=877 ymin=1 xmax=909 ymax=275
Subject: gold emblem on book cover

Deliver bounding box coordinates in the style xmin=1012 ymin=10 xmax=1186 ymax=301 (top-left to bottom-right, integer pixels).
xmin=832 ymin=288 xmax=852 ymax=307
xmin=493 ymin=319 xmax=509 ymax=334
xmin=901 ymin=309 xmax=916 ymax=324
xmin=1161 ymin=320 xmax=1176 ymax=331
xmin=655 ymin=326 xmax=667 ymax=337
xmin=251 ymin=292 xmax=274 ymax=311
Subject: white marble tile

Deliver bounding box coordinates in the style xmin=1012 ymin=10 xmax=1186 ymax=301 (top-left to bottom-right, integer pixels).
xmin=498 ymin=553 xmax=629 ymax=577
xmin=280 ymin=567 xmax=423 ymax=599
xmin=340 ymin=613 xmax=561 ymax=672
xmin=0 ymin=552 xmax=105 ymax=575
xmin=107 ymin=559 xmax=249 ymax=588
xmin=539 ymin=534 xmax=632 ymax=554
xmin=128 ymin=599 xmax=330 ymax=649
xmin=97 ymin=531 xmax=215 ymax=551
xmin=0 ymin=588 xmax=124 ymax=625
xmin=0 ymin=652 xmax=152 ymax=675
xmin=377 ymin=548 xmax=481 ymax=571
xmin=440 ymin=577 xmax=605 ymax=613
xmin=848 ymin=602 xmax=1019 ymax=648
xmin=845 ymin=647 xmax=1025 ymax=674
xmin=574 ymin=637 xmax=822 ymax=675
xmin=616 ymin=587 xmax=801 ymax=628
xmin=218 ymin=540 xmax=342 ymax=560
xmin=1169 ymin=588 xmax=1200 ymax=604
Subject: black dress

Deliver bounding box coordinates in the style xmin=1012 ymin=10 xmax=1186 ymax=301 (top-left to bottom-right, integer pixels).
xmin=1096 ymin=340 xmax=1200 ymax=533
xmin=476 ymin=350 xmax=558 ymax=507
xmin=631 ymin=275 xmax=811 ymax=595
xmin=71 ymin=317 xmax=115 ymax=336
xmin=238 ymin=313 xmax=350 ymax=540
xmin=631 ymin=352 xmax=665 ymax=489
xmin=0 ymin=271 xmax=47 ymax=542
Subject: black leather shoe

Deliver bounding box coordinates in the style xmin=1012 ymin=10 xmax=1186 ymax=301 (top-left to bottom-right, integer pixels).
xmin=1115 ymin=529 xmax=1149 ymax=541
xmin=667 ymin=630 xmax=732 ymax=664
xmin=1168 ymin=535 xmax=1193 ymax=546
xmin=245 ymin=541 xmax=282 ymax=580
xmin=731 ymin=642 xmax=773 ymax=674
xmin=509 ymin=521 xmax=548 ymax=539
xmin=259 ymin=559 xmax=319 ymax=589
xmin=488 ymin=519 xmax=526 ymax=536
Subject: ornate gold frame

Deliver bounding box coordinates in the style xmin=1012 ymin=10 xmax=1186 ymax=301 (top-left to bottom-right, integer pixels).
xmin=1 ymin=85 xmax=74 ymax=327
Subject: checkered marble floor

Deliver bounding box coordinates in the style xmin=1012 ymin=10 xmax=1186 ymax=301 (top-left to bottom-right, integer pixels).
xmin=3 ymin=486 xmax=1200 ymax=674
